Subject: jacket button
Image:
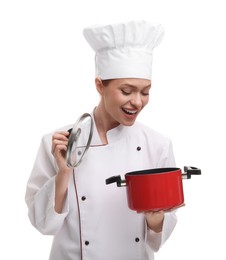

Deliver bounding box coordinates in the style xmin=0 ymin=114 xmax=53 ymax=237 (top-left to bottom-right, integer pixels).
xmin=81 ymin=196 xmax=86 ymax=201
xmin=136 ymin=146 xmax=141 ymax=151
xmin=135 ymin=237 xmax=140 ymax=242
xmin=85 ymin=241 xmax=89 ymax=246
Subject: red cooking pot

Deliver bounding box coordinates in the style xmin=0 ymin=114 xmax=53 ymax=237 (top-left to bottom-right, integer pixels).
xmin=105 ymin=166 xmax=201 ymax=212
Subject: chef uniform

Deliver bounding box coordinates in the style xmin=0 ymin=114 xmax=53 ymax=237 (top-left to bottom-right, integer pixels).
xmin=25 ymin=20 xmax=177 ymax=260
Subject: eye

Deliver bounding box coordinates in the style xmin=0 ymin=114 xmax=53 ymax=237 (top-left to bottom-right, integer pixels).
xmin=141 ymin=86 xmax=151 ymax=96
xmin=121 ymin=89 xmax=131 ymax=95
xmin=141 ymin=92 xmax=149 ymax=96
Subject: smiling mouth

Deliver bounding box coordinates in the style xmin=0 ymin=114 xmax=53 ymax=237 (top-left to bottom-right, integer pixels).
xmin=122 ymin=108 xmax=138 ymax=115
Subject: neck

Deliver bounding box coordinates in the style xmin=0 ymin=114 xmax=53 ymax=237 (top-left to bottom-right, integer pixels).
xmin=94 ymin=103 xmax=120 ymax=143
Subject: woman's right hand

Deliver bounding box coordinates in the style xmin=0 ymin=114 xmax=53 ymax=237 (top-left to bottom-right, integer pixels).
xmin=51 ymin=131 xmax=71 ymax=174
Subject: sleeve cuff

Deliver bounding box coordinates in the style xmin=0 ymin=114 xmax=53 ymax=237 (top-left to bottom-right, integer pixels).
xmin=146 ymin=228 xmax=162 ymax=252
xmin=32 ymin=177 xmax=69 ymax=235
xmin=146 ymin=211 xmax=177 ymax=252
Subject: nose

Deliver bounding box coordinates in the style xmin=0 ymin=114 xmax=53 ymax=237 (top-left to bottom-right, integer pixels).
xmin=130 ymin=93 xmax=143 ymax=108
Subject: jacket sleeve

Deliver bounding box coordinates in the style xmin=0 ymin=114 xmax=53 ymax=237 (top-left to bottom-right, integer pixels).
xmin=146 ymin=210 xmax=177 ymax=251
xmin=25 ymin=134 xmax=69 ymax=235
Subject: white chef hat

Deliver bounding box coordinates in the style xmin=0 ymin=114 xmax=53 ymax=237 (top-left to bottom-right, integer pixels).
xmin=83 ymin=20 xmax=164 ymax=80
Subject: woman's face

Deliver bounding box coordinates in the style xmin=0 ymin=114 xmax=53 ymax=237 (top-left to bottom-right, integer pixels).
xmin=98 ymin=78 xmax=151 ymax=127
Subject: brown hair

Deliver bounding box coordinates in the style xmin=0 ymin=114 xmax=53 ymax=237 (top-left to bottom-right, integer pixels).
xmin=101 ymin=79 xmax=113 ymax=87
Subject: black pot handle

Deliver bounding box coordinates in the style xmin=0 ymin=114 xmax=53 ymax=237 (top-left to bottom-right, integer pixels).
xmin=105 ymin=175 xmax=126 ymax=187
xmin=183 ymin=166 xmax=201 ymax=179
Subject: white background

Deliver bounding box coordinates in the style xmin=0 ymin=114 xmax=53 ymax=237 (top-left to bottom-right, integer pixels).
xmin=0 ymin=0 xmax=225 ymax=259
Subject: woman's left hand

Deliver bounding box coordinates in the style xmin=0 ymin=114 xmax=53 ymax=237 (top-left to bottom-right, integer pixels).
xmin=145 ymin=211 xmax=165 ymax=233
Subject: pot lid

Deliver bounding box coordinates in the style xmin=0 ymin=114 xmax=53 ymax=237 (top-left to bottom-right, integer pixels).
xmin=66 ymin=113 xmax=93 ymax=168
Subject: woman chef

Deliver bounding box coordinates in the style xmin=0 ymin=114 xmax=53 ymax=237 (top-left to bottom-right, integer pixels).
xmin=25 ymin=20 xmax=177 ymax=260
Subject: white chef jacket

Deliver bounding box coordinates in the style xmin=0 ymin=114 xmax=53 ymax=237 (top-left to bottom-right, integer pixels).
xmin=25 ymin=115 xmax=177 ymax=260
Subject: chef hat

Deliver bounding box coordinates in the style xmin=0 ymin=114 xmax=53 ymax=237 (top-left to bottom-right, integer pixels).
xmin=83 ymin=20 xmax=164 ymax=80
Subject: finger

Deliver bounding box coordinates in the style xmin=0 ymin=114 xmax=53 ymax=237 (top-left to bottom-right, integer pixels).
xmin=54 ymin=131 xmax=70 ymax=135
xmin=52 ymin=139 xmax=68 ymax=154
xmin=52 ymin=138 xmax=68 ymax=145
xmin=145 ymin=210 xmax=164 ymax=216
xmin=52 ymin=132 xmax=70 ymax=141
xmin=145 ymin=211 xmax=155 ymax=215
xmin=52 ymin=139 xmax=68 ymax=149
xmin=52 ymin=144 xmax=67 ymax=157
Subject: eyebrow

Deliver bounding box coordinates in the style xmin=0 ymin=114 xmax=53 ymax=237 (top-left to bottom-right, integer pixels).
xmin=120 ymin=84 xmax=151 ymax=89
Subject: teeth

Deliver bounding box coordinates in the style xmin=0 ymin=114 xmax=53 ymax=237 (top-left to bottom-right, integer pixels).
xmin=123 ymin=108 xmax=138 ymax=115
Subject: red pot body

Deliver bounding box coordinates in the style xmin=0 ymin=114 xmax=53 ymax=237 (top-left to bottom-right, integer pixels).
xmin=125 ymin=168 xmax=184 ymax=212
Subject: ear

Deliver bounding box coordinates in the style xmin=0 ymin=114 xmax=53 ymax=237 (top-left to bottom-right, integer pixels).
xmin=95 ymin=77 xmax=104 ymax=96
